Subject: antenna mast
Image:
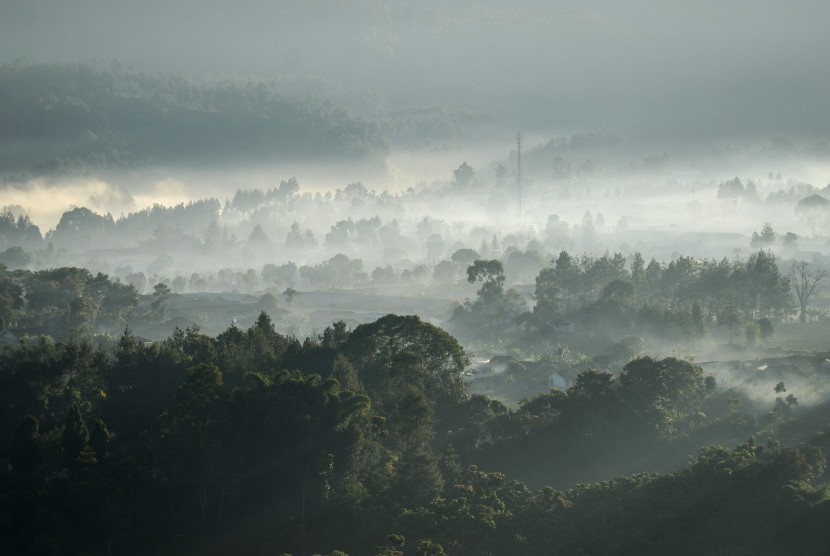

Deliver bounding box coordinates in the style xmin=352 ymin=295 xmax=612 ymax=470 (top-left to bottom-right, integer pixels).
xmin=517 ymin=131 xmax=523 ymax=219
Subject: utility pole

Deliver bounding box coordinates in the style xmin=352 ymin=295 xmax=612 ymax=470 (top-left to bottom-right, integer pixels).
xmin=690 ymin=185 xmax=697 ymax=230
xmin=516 ymin=131 xmax=523 ymax=220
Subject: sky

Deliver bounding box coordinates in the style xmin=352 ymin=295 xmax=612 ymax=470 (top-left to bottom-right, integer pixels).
xmin=3 ymin=0 xmax=830 ymax=230
xmin=2 ymin=0 xmax=830 ymax=137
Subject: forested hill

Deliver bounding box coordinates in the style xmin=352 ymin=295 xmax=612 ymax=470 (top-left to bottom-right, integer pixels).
xmin=0 ymin=62 xmax=389 ymax=175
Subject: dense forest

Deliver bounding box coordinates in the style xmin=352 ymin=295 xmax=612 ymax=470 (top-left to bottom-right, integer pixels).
xmin=0 ymin=62 xmax=494 ymax=177
xmin=0 ymin=62 xmax=380 ymax=175
xmin=3 ymin=294 xmax=830 ymax=554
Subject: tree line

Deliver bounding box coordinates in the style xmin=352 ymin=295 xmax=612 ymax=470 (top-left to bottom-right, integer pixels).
xmin=0 ymin=62 xmax=389 ymax=176
xmin=452 ymin=249 xmax=800 ymax=349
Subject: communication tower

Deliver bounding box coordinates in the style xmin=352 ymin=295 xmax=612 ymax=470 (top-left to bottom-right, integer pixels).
xmin=517 ymin=131 xmax=523 ymax=219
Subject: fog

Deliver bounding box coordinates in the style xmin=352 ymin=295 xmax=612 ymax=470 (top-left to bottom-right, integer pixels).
xmin=4 ymin=133 xmax=830 ymax=240
xmin=3 ymin=0 xmax=830 ymax=135
xmin=3 ymin=2 xmax=830 ymax=554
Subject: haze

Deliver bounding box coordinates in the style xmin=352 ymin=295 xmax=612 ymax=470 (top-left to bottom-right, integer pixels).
xmin=3 ymin=2 xmax=830 ymax=555
xmin=3 ymin=0 xmax=830 ymax=133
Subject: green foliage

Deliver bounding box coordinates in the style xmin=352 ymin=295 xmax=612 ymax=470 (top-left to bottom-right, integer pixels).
xmin=0 ymin=246 xmax=31 ymax=268
xmin=450 ymin=248 xmax=480 ymax=267
xmin=718 ymin=304 xmax=743 ymax=342
xmin=0 ymin=262 xmax=24 ymax=328
xmin=162 ymin=363 xmax=224 ymax=443
xmin=3 ymin=307 xmax=830 ymax=555
xmin=532 ymin=266 xmax=561 ymax=329
xmin=612 ymin=335 xmax=648 ymax=362
xmin=0 ymin=266 xmax=137 ymax=336
xmin=454 ymin=259 xmax=526 ymax=337
xmin=0 ymin=62 xmax=388 ymax=175
xmin=151 ymin=282 xmax=171 ymax=321
xmin=0 ymin=208 xmax=42 ymax=249
xmin=751 ymin=222 xmax=776 ymax=247
xmin=416 ymin=538 xmax=446 ymax=555
xmin=618 ymin=357 xmax=705 ymax=436
xmin=332 ymin=354 xmax=360 ymax=392
xmin=344 ymin=314 xmax=468 ymax=406
xmin=392 ymin=448 xmax=444 ymax=507
xmin=466 ymin=259 xmax=505 ymax=304
xmin=524 ymin=249 xmax=792 ymax=344
xmin=61 ymin=404 xmax=94 ymax=467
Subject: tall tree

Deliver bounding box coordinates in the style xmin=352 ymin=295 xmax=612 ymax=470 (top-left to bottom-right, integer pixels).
xmin=151 ymin=282 xmax=171 ymax=321
xmin=467 ymin=259 xmax=505 ymax=305
xmin=743 ymin=250 xmax=790 ymax=318
xmin=533 ymin=266 xmax=562 ymax=328
xmin=552 ymin=250 xmax=581 ymax=305
xmin=790 ymin=261 xmax=827 ymax=323
xmin=345 ymin=315 xmax=467 ymax=406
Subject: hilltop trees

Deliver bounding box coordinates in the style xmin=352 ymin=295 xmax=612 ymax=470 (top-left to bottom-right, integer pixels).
xmin=795 ymin=194 xmax=830 ymax=236
xmin=523 ymin=249 xmax=792 ymax=344
xmin=151 ymin=282 xmax=171 ymax=321
xmin=717 ymin=177 xmax=752 ymax=208
xmin=751 ymin=222 xmax=776 ymax=248
xmin=466 ymin=259 xmax=505 ymax=304
xmin=285 ymin=221 xmax=318 ymax=251
xmin=0 ymin=267 xmax=138 ymax=336
xmin=51 ymin=208 xmax=115 ymax=249
xmin=741 ymin=250 xmax=791 ymax=318
xmin=0 ymin=209 xmax=42 ymax=251
xmin=1 ymin=62 xmax=388 ymax=175
xmin=451 ymin=259 xmax=526 ymax=336
xmin=344 ymin=314 xmax=467 ymax=406
xmin=0 ymin=246 xmax=31 ymax=269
